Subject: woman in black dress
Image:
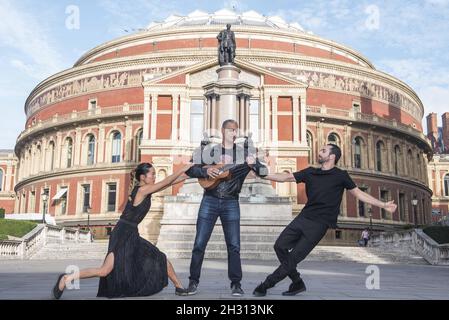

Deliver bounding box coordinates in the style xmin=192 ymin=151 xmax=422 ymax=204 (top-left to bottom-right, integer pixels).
xmin=52 ymin=162 xmax=193 ymax=299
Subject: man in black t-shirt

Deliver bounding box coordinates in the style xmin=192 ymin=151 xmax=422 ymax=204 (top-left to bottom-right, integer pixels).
xmin=253 ymin=144 xmax=397 ymax=297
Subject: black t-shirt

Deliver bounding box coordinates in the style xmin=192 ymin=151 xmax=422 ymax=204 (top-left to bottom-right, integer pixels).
xmin=293 ymin=166 xmax=357 ymax=228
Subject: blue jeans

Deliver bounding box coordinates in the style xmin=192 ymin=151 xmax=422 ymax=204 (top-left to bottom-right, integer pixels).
xmin=189 ymin=195 xmax=242 ymax=284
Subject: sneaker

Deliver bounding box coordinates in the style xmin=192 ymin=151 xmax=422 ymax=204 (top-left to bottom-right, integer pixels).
xmin=175 ymin=287 xmax=189 ymax=296
xmin=282 ymin=279 xmax=306 ymax=296
xmin=187 ymin=280 xmax=198 ymax=295
xmin=231 ymin=283 xmax=244 ymax=296
xmin=253 ymin=282 xmax=269 ymax=297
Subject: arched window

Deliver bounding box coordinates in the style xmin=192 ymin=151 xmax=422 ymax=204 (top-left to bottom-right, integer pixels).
xmin=111 ymin=132 xmax=122 ymax=163
xmin=66 ymin=138 xmax=73 ymax=168
xmin=0 ymin=169 xmax=3 ymax=191
xmin=49 ymin=141 xmax=55 ymax=171
xmin=353 ymin=137 xmax=363 ymax=169
xmin=306 ymin=131 xmax=313 ymax=164
xmin=444 ymin=174 xmax=449 ymax=197
xmin=376 ymin=141 xmax=384 ymax=172
xmin=327 ymin=133 xmax=340 ymax=146
xmin=136 ymin=129 xmax=143 ymax=162
xmin=87 ymin=135 xmax=95 ymax=165
xmin=394 ymin=145 xmax=401 ymax=175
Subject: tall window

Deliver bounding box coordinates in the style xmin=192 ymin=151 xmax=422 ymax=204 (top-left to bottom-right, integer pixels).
xmin=60 ymin=188 xmax=68 ymax=215
xmin=249 ymin=99 xmax=260 ymax=143
xmin=380 ymin=190 xmax=389 ymax=219
xmin=107 ymin=183 xmax=117 ymax=212
xmin=394 ymin=145 xmax=400 ymax=175
xmin=399 ymin=193 xmax=406 ymax=221
xmin=358 ymin=187 xmax=368 ymax=217
xmin=136 ymin=129 xmax=143 ymax=162
xmin=49 ymin=141 xmax=55 ymax=171
xmin=306 ymin=131 xmax=313 ymax=164
xmin=354 ymin=137 xmax=363 ymax=169
xmin=87 ymin=135 xmax=95 ymax=165
xmin=376 ymin=141 xmax=384 ymax=172
xmin=0 ymin=169 xmax=3 ymax=191
xmin=82 ymin=184 xmax=91 ymax=213
xmin=66 ymin=138 xmax=73 ymax=168
xmin=111 ymin=132 xmax=122 ymax=163
xmin=444 ymin=174 xmax=449 ymax=197
xmin=327 ymin=133 xmax=340 ymax=146
xmin=190 ymin=99 xmax=204 ymax=143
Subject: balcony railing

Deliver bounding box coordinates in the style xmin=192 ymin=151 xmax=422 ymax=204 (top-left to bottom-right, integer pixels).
xmin=17 ymin=103 xmax=144 ymax=144
xmin=306 ymin=105 xmax=430 ymax=146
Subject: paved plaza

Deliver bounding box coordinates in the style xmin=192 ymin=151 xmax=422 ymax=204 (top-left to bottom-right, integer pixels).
xmin=0 ymin=258 xmax=448 ymax=300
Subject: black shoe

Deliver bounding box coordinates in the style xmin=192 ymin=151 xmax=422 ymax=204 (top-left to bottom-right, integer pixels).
xmin=175 ymin=287 xmax=189 ymax=296
xmin=187 ymin=280 xmax=198 ymax=295
xmin=231 ymin=283 xmax=244 ymax=296
xmin=253 ymin=282 xmax=269 ymax=297
xmin=282 ymin=279 xmax=306 ymax=296
xmin=52 ymin=273 xmax=66 ymax=300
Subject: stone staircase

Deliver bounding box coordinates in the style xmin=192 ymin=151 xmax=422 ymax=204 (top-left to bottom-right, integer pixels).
xmin=157 ymin=226 xmax=428 ymax=265
xmin=30 ymin=240 xmax=109 ymax=260
xmin=26 ymin=235 xmax=427 ymax=265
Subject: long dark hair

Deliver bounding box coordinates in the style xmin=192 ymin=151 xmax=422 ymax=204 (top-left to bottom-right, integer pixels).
xmin=128 ymin=163 xmax=153 ymax=200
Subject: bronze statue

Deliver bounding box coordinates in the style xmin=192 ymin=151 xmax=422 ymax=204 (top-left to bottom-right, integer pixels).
xmin=217 ymin=24 xmax=236 ymax=66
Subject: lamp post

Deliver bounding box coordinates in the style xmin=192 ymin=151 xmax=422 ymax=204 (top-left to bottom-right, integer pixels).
xmin=41 ymin=193 xmax=48 ymax=224
xmin=368 ymin=207 xmax=373 ymax=233
xmin=86 ymin=205 xmax=93 ymax=242
xmin=412 ymin=196 xmax=418 ymax=228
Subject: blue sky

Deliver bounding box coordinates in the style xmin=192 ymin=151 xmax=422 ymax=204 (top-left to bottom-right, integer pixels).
xmin=1 ymin=0 xmax=448 ymax=149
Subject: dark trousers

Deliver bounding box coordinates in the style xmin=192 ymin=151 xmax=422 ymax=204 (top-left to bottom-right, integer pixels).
xmin=189 ymin=195 xmax=242 ymax=284
xmin=265 ymin=215 xmax=328 ymax=286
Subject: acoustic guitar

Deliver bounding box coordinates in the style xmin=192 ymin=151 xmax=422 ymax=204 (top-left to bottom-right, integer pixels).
xmin=197 ymin=135 xmax=267 ymax=190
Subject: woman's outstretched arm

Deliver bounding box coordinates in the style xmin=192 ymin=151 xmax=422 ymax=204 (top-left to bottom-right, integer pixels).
xmin=139 ymin=164 xmax=193 ymax=196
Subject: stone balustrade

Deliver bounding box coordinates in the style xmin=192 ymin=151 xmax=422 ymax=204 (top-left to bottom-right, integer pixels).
xmin=0 ymin=224 xmax=92 ymax=260
xmin=370 ymin=229 xmax=449 ymax=265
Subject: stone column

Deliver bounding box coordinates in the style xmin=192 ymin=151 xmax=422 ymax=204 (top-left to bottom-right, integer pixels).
xmin=171 ymin=94 xmax=178 ymax=142
xmin=98 ymin=123 xmax=105 ymax=163
xmin=180 ymin=95 xmax=189 ymax=142
xmin=367 ymin=131 xmax=374 ymax=170
xmin=263 ymin=94 xmax=271 ymax=143
xmin=435 ymin=167 xmax=441 ymax=196
xmin=245 ymin=96 xmax=250 ymax=133
xmin=5 ymin=164 xmax=12 ymax=192
xmin=238 ymin=95 xmax=244 ymax=132
xmin=387 ymin=136 xmax=393 ymax=173
xmin=344 ymin=125 xmax=351 ymax=168
xmin=151 ymin=94 xmax=158 ymax=140
xmin=272 ymin=95 xmax=278 ymax=142
xmin=211 ymin=94 xmax=218 ymax=135
xmin=143 ymin=93 xmax=150 ymax=140
xmin=55 ymin=132 xmax=63 ymax=169
xmin=293 ymin=95 xmax=300 ymax=143
xmin=124 ymin=119 xmax=133 ymax=161
xmin=74 ymin=127 xmax=82 ymax=166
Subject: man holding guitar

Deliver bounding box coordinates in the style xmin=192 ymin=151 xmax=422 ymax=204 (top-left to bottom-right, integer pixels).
xmin=185 ymin=119 xmax=268 ymax=296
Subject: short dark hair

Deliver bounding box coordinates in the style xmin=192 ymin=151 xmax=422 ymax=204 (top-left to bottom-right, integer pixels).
xmin=327 ymin=144 xmax=341 ymax=164
xmin=222 ymin=119 xmax=239 ymax=129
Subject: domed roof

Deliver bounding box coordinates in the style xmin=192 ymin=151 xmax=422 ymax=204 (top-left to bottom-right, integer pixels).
xmin=146 ymin=8 xmax=311 ymax=33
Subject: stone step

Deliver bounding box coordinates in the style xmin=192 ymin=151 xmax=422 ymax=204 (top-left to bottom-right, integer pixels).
xmin=30 ymin=241 xmax=108 ymax=260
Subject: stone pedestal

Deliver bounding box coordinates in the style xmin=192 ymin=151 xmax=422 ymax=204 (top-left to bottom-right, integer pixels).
xmin=156 ymin=63 xmax=293 ymax=260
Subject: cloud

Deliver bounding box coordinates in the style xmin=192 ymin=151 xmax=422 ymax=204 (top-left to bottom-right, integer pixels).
xmin=0 ymin=0 xmax=65 ymax=79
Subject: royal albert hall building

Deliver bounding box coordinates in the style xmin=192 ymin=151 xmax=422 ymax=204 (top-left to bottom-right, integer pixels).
xmin=12 ymin=9 xmax=433 ymax=243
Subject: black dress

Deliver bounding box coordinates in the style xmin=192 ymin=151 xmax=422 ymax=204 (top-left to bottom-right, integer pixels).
xmin=97 ymin=186 xmax=168 ymax=298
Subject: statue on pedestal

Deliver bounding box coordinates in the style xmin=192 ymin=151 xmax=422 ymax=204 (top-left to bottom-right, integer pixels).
xmin=217 ymin=24 xmax=236 ymax=66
